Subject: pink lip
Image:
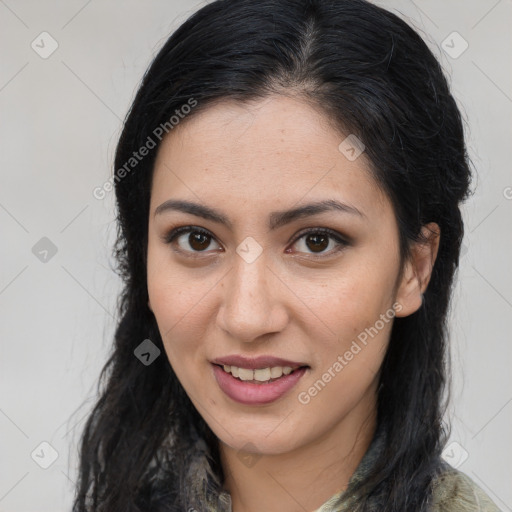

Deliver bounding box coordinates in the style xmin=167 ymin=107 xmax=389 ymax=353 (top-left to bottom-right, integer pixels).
xmin=211 ymin=354 xmax=307 ymax=370
xmin=211 ymin=363 xmax=308 ymax=405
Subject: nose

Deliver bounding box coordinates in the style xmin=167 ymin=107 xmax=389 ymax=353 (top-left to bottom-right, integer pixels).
xmin=216 ymin=254 xmax=288 ymax=343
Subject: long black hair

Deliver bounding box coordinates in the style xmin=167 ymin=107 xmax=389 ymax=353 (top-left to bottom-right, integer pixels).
xmin=71 ymin=0 xmax=472 ymax=510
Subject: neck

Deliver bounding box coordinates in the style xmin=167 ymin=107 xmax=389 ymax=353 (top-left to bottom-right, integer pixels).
xmin=219 ymin=389 xmax=378 ymax=512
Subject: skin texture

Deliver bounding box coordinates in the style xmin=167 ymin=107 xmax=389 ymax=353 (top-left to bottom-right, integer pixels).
xmin=146 ymin=94 xmax=440 ymax=512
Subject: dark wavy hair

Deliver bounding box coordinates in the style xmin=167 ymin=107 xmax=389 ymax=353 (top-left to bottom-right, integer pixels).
xmin=71 ymin=0 xmax=472 ymax=510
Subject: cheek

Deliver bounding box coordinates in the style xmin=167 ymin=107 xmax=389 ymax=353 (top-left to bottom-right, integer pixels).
xmin=147 ymin=243 xmax=210 ymax=335
xmin=304 ymin=257 xmax=397 ymax=380
xmin=307 ymin=261 xmax=397 ymax=333
xmin=149 ymin=280 xmax=207 ymax=352
xmin=148 ymin=277 xmax=208 ymax=394
xmin=296 ymin=281 xmax=394 ymax=420
xmin=146 ymin=252 xmax=207 ymax=369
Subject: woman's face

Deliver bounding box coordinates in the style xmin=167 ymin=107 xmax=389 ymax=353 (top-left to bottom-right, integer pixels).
xmin=147 ymin=95 xmax=426 ymax=456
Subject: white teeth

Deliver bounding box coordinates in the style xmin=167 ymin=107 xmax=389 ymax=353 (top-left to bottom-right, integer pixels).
xmin=238 ymin=368 xmax=254 ymax=381
xmin=254 ymin=368 xmax=271 ymax=381
xmin=270 ymin=367 xmax=282 ymax=378
xmin=221 ymin=364 xmax=297 ymax=382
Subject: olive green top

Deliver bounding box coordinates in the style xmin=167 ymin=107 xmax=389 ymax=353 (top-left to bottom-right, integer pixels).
xmin=313 ymin=464 xmax=501 ymax=512
xmin=309 ymin=424 xmax=501 ymax=512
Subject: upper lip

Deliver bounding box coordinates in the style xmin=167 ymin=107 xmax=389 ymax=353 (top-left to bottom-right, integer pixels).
xmin=211 ymin=355 xmax=309 ymax=370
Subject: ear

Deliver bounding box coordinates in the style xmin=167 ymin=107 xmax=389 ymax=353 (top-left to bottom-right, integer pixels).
xmin=394 ymin=222 xmax=440 ymax=318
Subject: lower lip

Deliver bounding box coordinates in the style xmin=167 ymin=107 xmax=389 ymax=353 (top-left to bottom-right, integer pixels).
xmin=211 ymin=364 xmax=308 ymax=405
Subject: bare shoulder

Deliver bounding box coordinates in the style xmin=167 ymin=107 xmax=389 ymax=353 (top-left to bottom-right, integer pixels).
xmin=430 ymin=462 xmax=502 ymax=512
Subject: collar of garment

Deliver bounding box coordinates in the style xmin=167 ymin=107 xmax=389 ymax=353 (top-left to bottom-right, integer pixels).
xmin=150 ymin=422 xmax=501 ymax=512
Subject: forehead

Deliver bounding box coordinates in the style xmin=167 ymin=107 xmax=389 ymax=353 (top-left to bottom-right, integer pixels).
xmin=150 ymin=95 xmax=389 ymax=219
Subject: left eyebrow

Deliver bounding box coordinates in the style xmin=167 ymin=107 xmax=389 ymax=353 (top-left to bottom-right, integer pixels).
xmin=154 ymin=198 xmax=366 ymax=230
xmin=268 ymin=199 xmax=366 ymax=230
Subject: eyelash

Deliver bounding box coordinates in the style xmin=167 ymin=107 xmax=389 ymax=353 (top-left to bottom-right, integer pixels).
xmin=162 ymin=225 xmax=350 ymax=259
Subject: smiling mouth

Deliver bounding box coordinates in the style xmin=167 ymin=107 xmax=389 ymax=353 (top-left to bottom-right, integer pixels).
xmin=213 ymin=363 xmax=309 ymax=384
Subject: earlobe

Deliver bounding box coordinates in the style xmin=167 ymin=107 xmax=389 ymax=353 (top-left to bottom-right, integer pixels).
xmin=394 ymin=222 xmax=440 ymax=318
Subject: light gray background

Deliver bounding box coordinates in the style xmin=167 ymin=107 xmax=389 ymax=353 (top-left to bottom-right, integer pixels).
xmin=0 ymin=1 xmax=511 ymax=511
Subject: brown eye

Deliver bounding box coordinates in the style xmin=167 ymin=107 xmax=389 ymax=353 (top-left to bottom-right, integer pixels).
xmin=164 ymin=226 xmax=221 ymax=255
xmin=289 ymin=228 xmax=349 ymax=256
xmin=304 ymin=233 xmax=330 ymax=253
xmin=188 ymin=231 xmax=212 ymax=251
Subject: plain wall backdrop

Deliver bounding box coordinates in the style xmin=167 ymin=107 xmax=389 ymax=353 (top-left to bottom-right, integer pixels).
xmin=0 ymin=0 xmax=511 ymax=510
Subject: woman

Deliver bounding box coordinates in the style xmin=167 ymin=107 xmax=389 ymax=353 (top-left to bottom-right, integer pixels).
xmin=72 ymin=0 xmax=501 ymax=510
